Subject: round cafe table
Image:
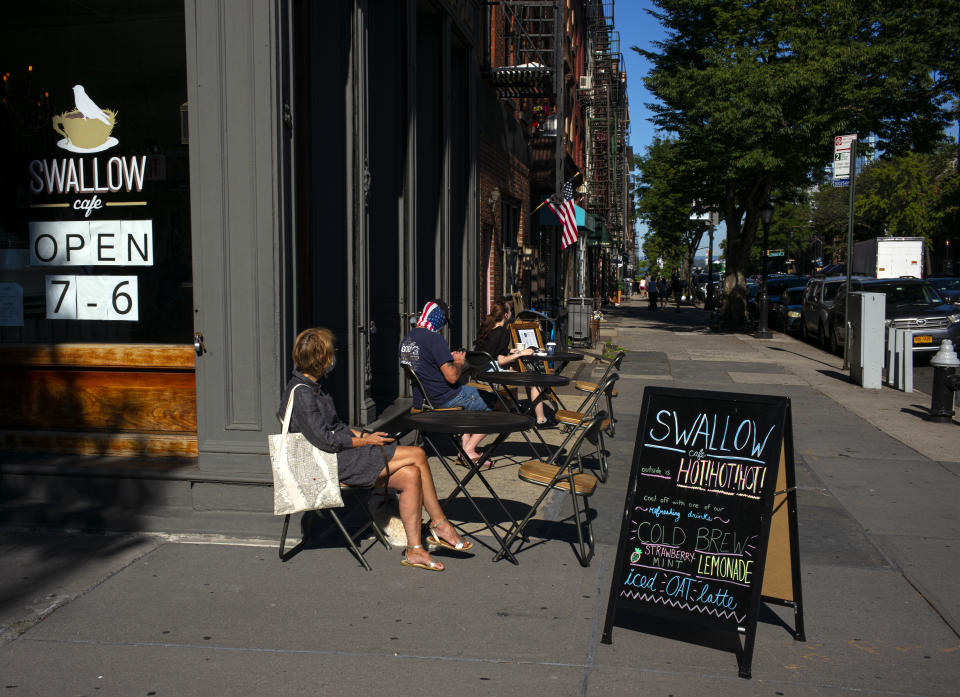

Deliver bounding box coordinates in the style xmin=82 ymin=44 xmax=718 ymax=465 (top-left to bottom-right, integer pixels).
xmin=403 ymin=409 xmax=534 ymax=434
xmin=473 ymin=371 xmax=570 ymax=459
xmin=478 ymin=370 xmax=570 ymax=390
xmin=520 ymin=350 xmax=584 ymax=381
xmin=402 ymin=410 xmax=534 ymax=563
xmin=526 ymin=349 xmax=584 ymax=364
xmin=478 ymin=371 xmax=569 ymax=416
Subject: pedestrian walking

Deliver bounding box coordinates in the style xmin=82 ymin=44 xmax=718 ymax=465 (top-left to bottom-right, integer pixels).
xmin=657 ymin=277 xmax=668 ymax=308
xmin=671 ymin=270 xmax=682 ymax=312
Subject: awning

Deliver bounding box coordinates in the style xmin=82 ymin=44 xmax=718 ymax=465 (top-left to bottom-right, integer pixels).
xmin=539 ymin=203 xmax=590 ymax=229
xmin=587 ymin=220 xmax=612 ymax=247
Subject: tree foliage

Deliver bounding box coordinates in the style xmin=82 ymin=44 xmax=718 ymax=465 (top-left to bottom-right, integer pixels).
xmin=634 ymin=138 xmax=708 ymax=282
xmin=855 ymin=145 xmax=957 ymax=241
xmin=636 ymin=0 xmax=958 ymax=326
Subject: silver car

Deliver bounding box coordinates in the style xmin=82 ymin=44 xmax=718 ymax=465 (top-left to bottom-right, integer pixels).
xmin=801 ymin=275 xmax=864 ymax=349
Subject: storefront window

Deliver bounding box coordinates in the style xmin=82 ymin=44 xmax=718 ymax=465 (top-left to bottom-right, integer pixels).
xmin=0 ymin=3 xmax=191 ymax=343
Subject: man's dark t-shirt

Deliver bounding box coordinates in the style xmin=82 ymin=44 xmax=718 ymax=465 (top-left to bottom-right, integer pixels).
xmin=400 ymin=327 xmax=460 ymax=408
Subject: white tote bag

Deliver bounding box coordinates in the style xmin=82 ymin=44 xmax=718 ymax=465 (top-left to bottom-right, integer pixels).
xmin=268 ymin=384 xmax=344 ymax=515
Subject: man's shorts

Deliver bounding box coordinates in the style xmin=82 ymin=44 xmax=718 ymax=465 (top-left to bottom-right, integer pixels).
xmin=438 ymin=385 xmax=490 ymax=411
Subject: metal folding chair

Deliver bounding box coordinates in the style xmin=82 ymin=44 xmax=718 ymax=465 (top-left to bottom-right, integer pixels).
xmin=552 ymin=373 xmax=617 ymax=482
xmin=278 ymin=484 xmax=392 ymax=569
xmin=463 ymin=350 xmax=516 ymax=403
xmin=574 ymin=350 xmax=624 ymax=436
xmin=401 ymin=362 xmax=464 ymax=448
xmin=495 ymin=412 xmax=607 ymax=567
xmin=401 ymin=363 xmax=465 ymax=412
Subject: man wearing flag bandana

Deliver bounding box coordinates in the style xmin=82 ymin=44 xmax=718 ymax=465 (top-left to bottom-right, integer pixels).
xmin=400 ymin=299 xmax=491 ymax=466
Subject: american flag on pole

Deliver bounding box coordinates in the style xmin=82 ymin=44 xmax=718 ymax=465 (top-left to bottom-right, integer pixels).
xmin=546 ymin=178 xmax=579 ymax=250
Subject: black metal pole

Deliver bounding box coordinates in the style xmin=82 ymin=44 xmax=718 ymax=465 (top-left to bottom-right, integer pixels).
xmin=706 ymin=224 xmax=714 ymax=309
xmin=756 ymin=216 xmax=772 ymax=339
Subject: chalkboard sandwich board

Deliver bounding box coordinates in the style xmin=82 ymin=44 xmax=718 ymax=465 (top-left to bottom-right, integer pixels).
xmin=602 ymin=386 xmax=804 ymax=679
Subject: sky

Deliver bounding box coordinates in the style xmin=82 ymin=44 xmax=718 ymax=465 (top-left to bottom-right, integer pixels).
xmin=614 ymin=0 xmax=726 ymax=262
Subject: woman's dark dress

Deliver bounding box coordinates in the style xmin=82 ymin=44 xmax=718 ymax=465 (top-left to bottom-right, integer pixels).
xmin=278 ymin=371 xmax=396 ymax=487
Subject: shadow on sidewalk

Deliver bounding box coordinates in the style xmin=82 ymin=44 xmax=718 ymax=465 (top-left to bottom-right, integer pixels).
xmin=816 ymin=369 xmax=852 ymax=383
xmin=767 ymin=346 xmax=839 ymax=369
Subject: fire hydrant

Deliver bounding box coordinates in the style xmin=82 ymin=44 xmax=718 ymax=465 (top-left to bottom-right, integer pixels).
xmin=928 ymin=339 xmax=960 ymax=423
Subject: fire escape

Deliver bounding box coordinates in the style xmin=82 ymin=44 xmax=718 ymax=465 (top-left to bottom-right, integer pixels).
xmin=485 ymin=1 xmax=565 ymax=192
xmin=582 ymin=1 xmax=628 ymax=253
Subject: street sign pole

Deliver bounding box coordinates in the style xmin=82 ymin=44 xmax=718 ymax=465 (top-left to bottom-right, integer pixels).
xmin=842 ymin=137 xmax=858 ymax=370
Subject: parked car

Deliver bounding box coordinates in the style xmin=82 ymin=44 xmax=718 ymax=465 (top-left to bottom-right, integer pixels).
xmin=772 ymin=286 xmax=807 ymax=334
xmin=749 ymin=275 xmax=806 ymax=326
xmin=819 ymin=262 xmax=846 ymax=276
xmin=800 ymin=275 xmax=867 ymax=348
xmin=693 ymin=272 xmax=723 ymax=305
xmin=927 ymin=277 xmax=960 ymax=305
xmin=826 ymin=278 xmax=960 ymax=356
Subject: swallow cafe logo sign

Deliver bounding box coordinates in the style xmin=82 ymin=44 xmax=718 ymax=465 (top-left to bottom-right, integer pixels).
xmin=26 ymin=84 xmax=155 ymax=323
xmin=28 ymin=84 xmax=147 ymax=217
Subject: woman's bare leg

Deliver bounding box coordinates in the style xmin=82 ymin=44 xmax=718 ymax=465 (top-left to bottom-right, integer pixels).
xmin=529 ymin=386 xmax=546 ymax=422
xmin=376 ymin=445 xmax=467 ymax=562
xmin=461 ymin=433 xmax=487 ymax=461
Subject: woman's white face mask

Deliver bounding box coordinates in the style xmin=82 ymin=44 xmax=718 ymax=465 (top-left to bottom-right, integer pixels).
xmin=326 ymin=356 xmax=336 ymax=375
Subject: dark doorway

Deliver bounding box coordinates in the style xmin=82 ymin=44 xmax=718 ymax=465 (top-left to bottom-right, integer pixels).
xmin=368 ymin=0 xmax=408 ymax=411
xmin=293 ymin=0 xmax=352 ymax=412
xmin=448 ymin=38 xmax=470 ymax=345
xmin=414 ymin=4 xmax=442 ymax=308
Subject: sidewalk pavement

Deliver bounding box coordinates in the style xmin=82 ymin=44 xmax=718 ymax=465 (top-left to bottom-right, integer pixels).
xmin=2 ymin=296 xmax=958 ymax=696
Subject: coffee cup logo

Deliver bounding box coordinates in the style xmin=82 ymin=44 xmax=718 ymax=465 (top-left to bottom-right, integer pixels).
xmin=53 ymin=85 xmax=118 ymax=153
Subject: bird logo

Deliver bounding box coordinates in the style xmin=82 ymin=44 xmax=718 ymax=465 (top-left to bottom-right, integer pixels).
xmin=53 ymin=84 xmax=118 ymax=153
xmin=72 ymin=85 xmax=112 ymax=124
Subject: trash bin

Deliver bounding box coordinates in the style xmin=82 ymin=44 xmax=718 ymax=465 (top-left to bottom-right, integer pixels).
xmin=568 ymin=297 xmax=593 ymax=346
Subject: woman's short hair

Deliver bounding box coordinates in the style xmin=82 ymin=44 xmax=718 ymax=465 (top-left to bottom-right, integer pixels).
xmin=293 ymin=327 xmax=336 ymax=377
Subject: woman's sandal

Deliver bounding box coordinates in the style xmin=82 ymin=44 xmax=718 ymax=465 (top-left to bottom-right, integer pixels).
xmin=400 ymin=544 xmax=444 ymax=572
xmin=425 ymin=517 xmax=474 ymax=552
xmin=456 ymin=455 xmax=495 ymax=469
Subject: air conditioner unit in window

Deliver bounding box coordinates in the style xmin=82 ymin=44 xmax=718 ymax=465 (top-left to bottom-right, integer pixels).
xmin=579 ymin=75 xmax=592 ymax=90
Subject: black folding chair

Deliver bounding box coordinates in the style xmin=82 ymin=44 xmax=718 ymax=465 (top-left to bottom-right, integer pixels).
xmin=463 ymin=350 xmax=517 ymax=403
xmin=574 ymin=351 xmax=624 ymax=436
xmin=495 ymin=412 xmax=607 ymax=567
xmin=279 ymin=485 xmax=393 ymax=569
xmin=402 ymin=363 xmax=465 ymax=412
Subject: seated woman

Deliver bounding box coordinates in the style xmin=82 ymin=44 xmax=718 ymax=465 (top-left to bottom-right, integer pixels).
xmin=280 ymin=327 xmax=471 ymax=572
xmin=474 ymin=301 xmax=553 ymax=427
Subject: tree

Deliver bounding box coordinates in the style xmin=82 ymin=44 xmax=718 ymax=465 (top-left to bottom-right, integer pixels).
xmin=806 ymin=142 xmax=960 ymax=269
xmin=634 ymin=138 xmax=709 ymax=287
xmin=637 ymin=0 xmax=958 ymax=327
xmin=856 ymin=145 xmax=956 ymax=239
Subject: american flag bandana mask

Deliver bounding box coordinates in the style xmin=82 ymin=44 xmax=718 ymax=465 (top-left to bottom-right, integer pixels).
xmin=416 ymin=302 xmax=446 ymax=332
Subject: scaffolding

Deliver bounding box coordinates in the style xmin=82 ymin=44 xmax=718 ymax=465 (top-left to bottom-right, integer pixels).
xmin=582 ymin=0 xmax=629 ymax=252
